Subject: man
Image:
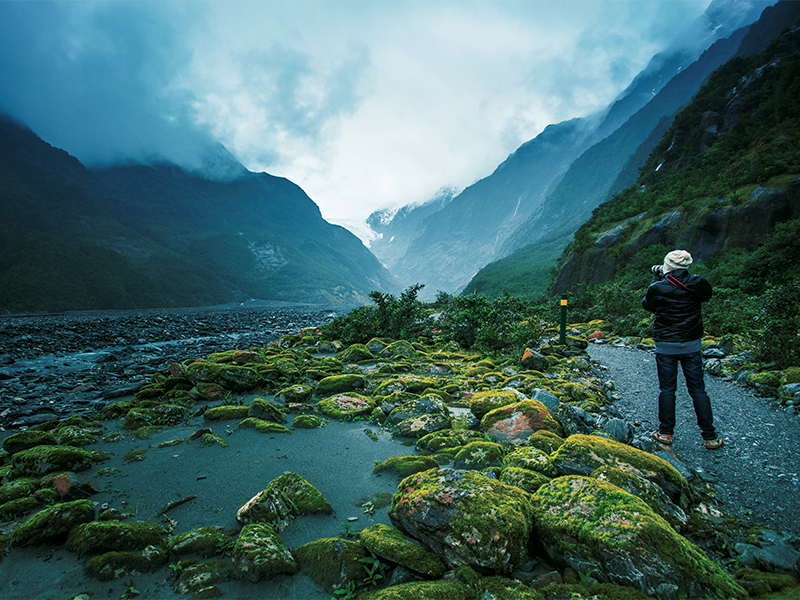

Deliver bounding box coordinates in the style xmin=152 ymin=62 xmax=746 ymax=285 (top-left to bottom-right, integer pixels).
xmin=642 ymin=249 xmax=723 ymax=449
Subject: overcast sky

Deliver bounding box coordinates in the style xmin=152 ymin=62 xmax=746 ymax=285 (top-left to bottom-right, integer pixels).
xmin=0 ymin=0 xmax=720 ymax=221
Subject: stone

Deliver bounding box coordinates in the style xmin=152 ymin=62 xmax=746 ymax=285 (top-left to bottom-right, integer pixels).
xmin=292 ymin=537 xmax=369 ymax=591
xmin=469 ymin=389 xmax=523 ymax=419
xmin=203 ymin=405 xmax=250 ymax=421
xmin=185 ymin=361 xmax=261 ymax=391
xmin=292 ymin=414 xmax=327 ymax=429
xmin=175 ymin=560 xmax=231 ymax=593
xmin=602 ymin=417 xmax=633 ymax=444
xmin=387 ymin=395 xmax=448 ymax=425
xmin=318 ymin=393 xmax=375 ymax=419
xmin=520 ymin=348 xmax=548 ymax=371
xmin=2 ymin=430 xmax=58 ymax=454
xmin=248 ymin=397 xmax=286 ymax=423
xmin=754 ymin=544 xmax=800 ymax=575
xmin=236 ymin=472 xmax=331 ymax=530
xmin=453 ymin=441 xmax=504 ymax=470
xmin=481 ymin=399 xmax=564 ymax=443
xmin=336 ymin=343 xmax=376 ymax=363
xmin=168 ymin=526 xmax=234 ymax=557
xmin=232 ymin=522 xmax=298 ymax=582
xmin=10 ymin=499 xmax=95 ymax=546
xmin=498 ymin=467 xmax=551 ymax=494
xmin=389 ymin=467 xmax=535 ymax=574
xmin=531 ymin=476 xmax=746 ymax=599
xmin=84 ymin=551 xmax=158 ymax=581
xmin=373 ymin=456 xmax=439 ymax=477
xmin=395 ymin=413 xmax=452 ymax=438
xmin=529 ymin=388 xmax=560 ymax=414
xmin=315 ymin=374 xmax=367 ymax=397
xmin=66 ymin=520 xmax=165 ymax=556
xmin=359 ymin=523 xmax=446 ymax=578
xmin=12 ymin=445 xmax=95 ymax=476
xmin=503 ymin=446 xmax=556 ymax=476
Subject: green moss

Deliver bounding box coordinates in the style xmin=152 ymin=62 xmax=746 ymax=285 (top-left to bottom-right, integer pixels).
xmin=498 ymin=467 xmax=550 ymax=494
xmin=12 ymin=445 xmax=94 ymax=476
xmin=292 ymin=537 xmax=369 ymax=590
xmin=124 ymin=448 xmax=149 ymax=462
xmin=135 ymin=425 xmax=169 ymax=440
xmin=84 ymin=551 xmax=155 ymax=581
xmin=337 ymin=343 xmax=376 ymax=363
xmin=200 ymin=433 xmax=229 ymax=448
xmin=503 ymin=446 xmax=556 ymax=476
xmin=203 ymin=405 xmax=250 ymax=421
xmin=66 ymin=520 xmax=165 ymax=556
xmin=531 ymin=476 xmax=745 ymax=599
xmin=0 ymin=477 xmax=40 ymax=504
xmin=248 ymin=397 xmax=286 ymax=423
xmin=168 ymin=526 xmax=234 ymax=557
xmin=453 ymin=441 xmax=504 ymax=470
xmin=527 ymin=429 xmax=565 ymax=454
xmin=275 ymin=384 xmax=314 ymax=403
xmin=270 ymin=472 xmax=332 ymax=515
xmin=174 ymin=560 xmax=231 ymax=594
xmin=359 ymin=523 xmax=445 ymax=577
xmin=0 ymin=496 xmax=42 ymax=520
xmin=238 ymin=418 xmax=292 ymax=434
xmin=359 ymin=579 xmax=476 ymax=600
xmin=373 ymin=455 xmax=438 ymax=477
xmin=123 ymin=404 xmax=186 ymax=430
xmin=318 ymin=393 xmax=376 ymax=419
xmin=292 ymin=415 xmax=327 ymax=429
xmin=231 ymin=522 xmax=298 ymax=583
xmin=157 ymin=438 xmax=185 ymax=448
xmin=315 ymin=374 xmax=368 ymax=397
xmin=469 ymin=390 xmax=520 ymax=419
xmin=2 ymin=431 xmax=58 ymax=455
xmin=185 ymin=361 xmax=261 ymax=391
xmin=780 ymin=367 xmax=800 ymax=386
xmin=735 ymin=567 xmax=799 ymax=591
xmin=10 ymin=499 xmax=95 ymax=546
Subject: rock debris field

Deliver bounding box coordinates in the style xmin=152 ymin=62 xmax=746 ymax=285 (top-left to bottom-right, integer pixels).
xmin=0 ymin=308 xmax=799 ymax=600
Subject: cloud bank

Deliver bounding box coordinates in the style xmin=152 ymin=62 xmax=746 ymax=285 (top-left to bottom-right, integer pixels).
xmin=0 ymin=0 xmax=722 ymax=220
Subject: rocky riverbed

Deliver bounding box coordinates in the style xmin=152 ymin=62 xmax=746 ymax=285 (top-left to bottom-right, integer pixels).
xmin=0 ymin=305 xmax=348 ymax=431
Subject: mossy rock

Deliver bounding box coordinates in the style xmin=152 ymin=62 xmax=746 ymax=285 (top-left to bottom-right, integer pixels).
xmin=416 ymin=429 xmax=483 ymax=452
xmin=2 ymin=430 xmax=58 ymax=455
xmin=292 ymin=415 xmax=327 ymax=429
xmin=469 ymin=389 xmax=521 ymax=420
xmin=231 ymin=522 xmax=298 ymax=582
xmin=248 ymin=397 xmax=286 ymax=423
xmin=292 ymin=537 xmax=369 ymax=591
xmin=359 ymin=579 xmax=475 ymax=600
xmin=378 ymin=340 xmax=422 ymax=360
xmin=275 ymin=384 xmax=314 ymax=404
xmin=551 ymin=434 xmax=691 ymax=507
xmin=203 ymin=405 xmax=250 ymax=421
xmin=373 ymin=455 xmax=438 ymax=477
xmin=498 ymin=467 xmax=551 ymax=494
xmin=396 ymin=413 xmax=453 ymax=438
xmin=531 ymin=476 xmax=745 ymax=599
xmin=735 ymin=567 xmax=799 ymax=591
xmin=476 ymin=575 xmax=544 ymax=599
xmin=389 ymin=467 xmax=535 ymax=574
xmin=12 ymin=445 xmax=94 ymax=476
xmin=0 ymin=495 xmax=42 ymax=521
xmin=318 ymin=393 xmax=376 ymax=419
xmin=373 ymin=379 xmax=411 ymax=396
xmin=0 ymin=476 xmax=40 ymax=504
xmin=200 ymin=433 xmax=229 ymax=447
xmin=238 ymin=418 xmax=292 ymax=434
xmin=123 ymin=404 xmax=186 ymax=430
xmin=175 ymin=560 xmax=232 ymax=594
xmin=780 ymin=367 xmax=800 ymax=386
xmin=10 ymin=499 xmax=96 ymax=546
xmin=481 ymin=399 xmax=564 ymax=443
xmin=168 ymin=526 xmax=234 ymax=557
xmin=270 ymin=472 xmax=332 ymax=515
xmin=387 ymin=395 xmax=448 ymax=425
xmin=453 ymin=441 xmax=504 ymax=470
xmin=359 ymin=523 xmax=445 ymax=578
xmin=316 ymin=374 xmax=367 ymax=397
xmin=66 ymin=520 xmax=165 ymax=556
xmin=38 ymin=471 xmax=99 ymax=501
xmin=185 ymin=361 xmax=261 ymax=391
xmin=193 ymin=381 xmax=228 ymax=401
xmin=527 ymin=429 xmax=565 ymax=454
xmin=336 ymin=343 xmax=376 ymax=363
xmin=84 ymin=550 xmax=157 ymax=581
xmin=237 ymin=472 xmax=331 ymax=529
xmin=503 ymin=446 xmax=557 ymax=476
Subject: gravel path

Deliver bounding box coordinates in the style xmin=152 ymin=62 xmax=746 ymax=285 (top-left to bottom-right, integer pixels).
xmin=587 ymin=343 xmax=800 ymax=536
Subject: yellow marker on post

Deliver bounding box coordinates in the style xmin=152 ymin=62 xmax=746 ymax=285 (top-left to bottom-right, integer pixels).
xmin=560 ymin=294 xmax=568 ymax=345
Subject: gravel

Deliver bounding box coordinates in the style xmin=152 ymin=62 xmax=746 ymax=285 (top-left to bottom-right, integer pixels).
xmin=588 ymin=343 xmax=800 ymax=537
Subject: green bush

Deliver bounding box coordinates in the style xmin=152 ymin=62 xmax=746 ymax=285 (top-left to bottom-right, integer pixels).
xmin=756 ymin=282 xmax=800 ymax=366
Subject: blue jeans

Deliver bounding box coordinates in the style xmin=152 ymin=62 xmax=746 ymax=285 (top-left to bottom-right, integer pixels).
xmin=656 ymin=352 xmax=717 ymax=440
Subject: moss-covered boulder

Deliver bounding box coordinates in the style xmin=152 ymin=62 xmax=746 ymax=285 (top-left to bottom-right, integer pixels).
xmin=292 ymin=414 xmax=327 ymax=429
xmin=592 ymin=466 xmax=689 ymax=532
xmin=185 ymin=361 xmax=261 ymax=391
xmin=174 ymin=560 xmax=231 ymax=594
xmin=203 ymin=405 xmax=250 ymax=421
xmin=453 ymin=441 xmax=504 ymax=470
xmin=481 ymin=399 xmax=563 ymax=443
xmin=123 ymin=404 xmax=186 ymax=430
xmin=373 ymin=455 xmax=439 ymax=477
xmin=498 ymin=467 xmax=551 ymax=494
xmin=387 ymin=395 xmax=449 ymax=425
xmin=469 ymin=389 xmax=522 ymax=420
xmin=520 ymin=348 xmax=549 ymax=371
xmin=194 ymin=381 xmax=227 ymax=401
xmin=168 ymin=526 xmax=234 ymax=557
xmin=236 ymin=472 xmax=331 ymax=530
xmin=551 ymin=434 xmax=691 ymax=507
xmin=238 ymin=417 xmax=292 ymax=434
xmin=389 ymin=467 xmax=535 ymax=573
xmin=55 ymin=425 xmax=98 ymax=447
xmin=396 ymin=413 xmax=452 ymax=438
xmin=531 ymin=476 xmax=746 ymax=599
xmin=315 ymin=374 xmax=367 ymax=397
xmin=10 ymin=499 xmax=96 ymax=546
xmin=0 ymin=476 xmax=40 ymax=504
xmin=527 ymin=429 xmax=565 ymax=454
xmin=274 ymin=384 xmax=314 ymax=404
xmin=12 ymin=445 xmax=94 ymax=476
xmin=248 ymin=397 xmax=286 ymax=423
xmin=84 ymin=550 xmax=159 ymax=581
xmin=38 ymin=471 xmax=99 ymax=501
xmin=232 ymin=522 xmax=298 ymax=582
xmin=378 ymin=340 xmax=422 ymax=360
xmin=2 ymin=430 xmax=58 ymax=454
xmin=503 ymin=446 xmax=556 ymax=477
xmin=292 ymin=537 xmax=369 ymax=591
xmin=416 ymin=429 xmax=483 ymax=453
xmin=66 ymin=520 xmax=165 ymax=556
xmin=360 ymin=523 xmax=446 ymax=578
xmin=336 ymin=344 xmax=376 ymax=363
xmin=318 ymin=393 xmax=375 ymax=419
xmin=0 ymin=496 xmax=42 ymax=520
xmin=359 ymin=579 xmax=475 ymax=600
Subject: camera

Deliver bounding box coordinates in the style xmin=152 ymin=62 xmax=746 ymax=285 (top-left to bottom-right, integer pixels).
xmin=651 ymin=265 xmax=664 ymax=277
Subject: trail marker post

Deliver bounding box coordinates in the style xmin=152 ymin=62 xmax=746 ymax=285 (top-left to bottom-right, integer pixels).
xmin=559 ymin=294 xmax=568 ymax=345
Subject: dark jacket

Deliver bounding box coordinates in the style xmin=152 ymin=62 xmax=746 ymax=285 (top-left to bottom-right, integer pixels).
xmin=641 ymin=269 xmax=712 ymax=342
